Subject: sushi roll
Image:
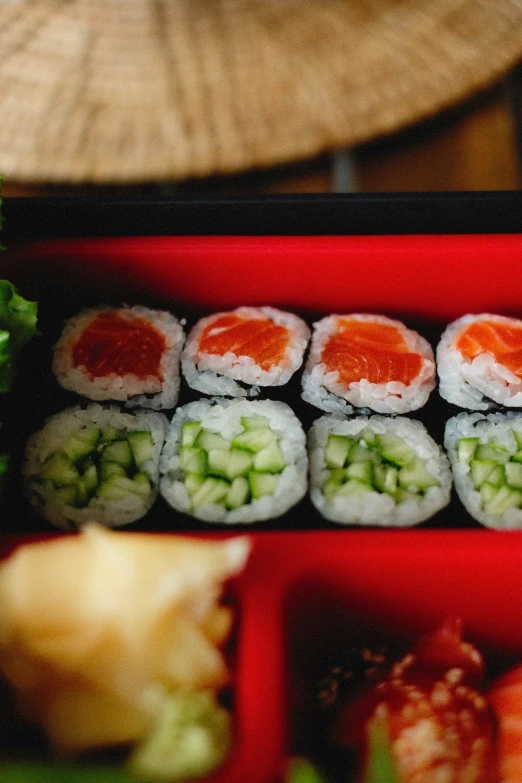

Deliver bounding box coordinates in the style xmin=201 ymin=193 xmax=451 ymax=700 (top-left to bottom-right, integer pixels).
xmin=24 ymin=403 xmax=168 ymax=529
xmin=445 ymin=411 xmax=522 ymax=529
xmin=181 ymin=306 xmax=310 ymax=397
xmin=53 ymin=306 xmax=185 ymax=410
xmin=437 ymin=313 xmax=522 ymax=410
xmin=309 ymin=414 xmax=451 ymax=526
xmin=301 ymin=314 xmax=435 ymax=414
xmin=160 ymin=398 xmax=308 ymax=523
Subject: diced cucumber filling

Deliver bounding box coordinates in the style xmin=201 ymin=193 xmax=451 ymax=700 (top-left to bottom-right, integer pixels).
xmin=99 ymin=426 xmax=123 ymax=443
xmin=127 ymin=430 xmax=155 ymax=468
xmin=394 ymin=487 xmax=420 ymax=504
xmin=506 ymin=461 xmax=522 ymax=489
xmin=224 ymin=449 xmax=253 ymax=480
xmin=483 ymin=486 xmax=522 ymax=516
xmin=36 ymin=425 xmax=156 ymax=509
xmin=373 ymin=464 xmax=398 ymax=495
xmin=185 ymin=473 xmax=205 ymax=497
xmin=206 ymin=448 xmax=231 ymax=479
xmin=231 ymin=428 xmax=277 ymax=453
xmin=322 ymin=471 xmax=346 ymax=502
xmin=470 ymin=459 xmax=497 ymax=489
xmin=241 ymin=415 xmax=271 ymax=430
xmin=253 ymin=440 xmax=286 ymax=473
xmin=348 ymin=443 xmax=381 ymax=465
xmin=100 ymin=461 xmax=127 ymax=481
xmin=195 ymin=430 xmax=230 ymax=452
xmin=375 ymin=433 xmax=416 ymax=467
xmin=180 ymin=446 xmax=208 ymax=476
xmin=97 ymin=472 xmax=151 ymax=501
xmin=82 ymin=463 xmax=99 ymax=492
xmin=457 ymin=437 xmax=479 ymax=464
xmin=101 ymin=440 xmax=134 ymax=470
xmin=249 ymin=471 xmax=279 ymax=499
xmin=398 ymin=457 xmax=439 ymax=492
xmin=324 ymin=435 xmax=353 ymax=469
xmin=40 ymin=452 xmax=80 ymax=486
xmin=180 ymin=420 xmax=286 ymax=511
xmin=346 ymin=461 xmax=373 ymax=485
xmin=457 ymin=430 xmax=522 ymax=516
xmin=480 ymin=482 xmax=498 ymax=506
xmin=335 ymin=478 xmax=372 ymax=499
xmin=181 ymin=421 xmax=202 ymax=447
xmin=192 ymin=477 xmax=230 ymax=509
xmin=458 ymin=430 xmax=522 ymax=515
xmin=225 ymin=476 xmax=250 ymax=510
xmin=321 ymin=428 xmax=439 ymax=505
xmin=62 ymin=428 xmax=102 ymax=463
xmin=475 ymin=443 xmax=510 ymax=464
xmin=485 ymin=465 xmax=506 ymax=488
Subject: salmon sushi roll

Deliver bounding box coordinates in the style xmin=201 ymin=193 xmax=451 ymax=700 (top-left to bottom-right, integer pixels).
xmin=437 ymin=313 xmax=522 ymax=410
xmin=301 ymin=314 xmax=436 ymax=414
xmin=53 ymin=306 xmax=185 ymax=410
xmin=181 ymin=307 xmax=310 ymax=398
xmin=488 ymin=663 xmax=522 ymax=783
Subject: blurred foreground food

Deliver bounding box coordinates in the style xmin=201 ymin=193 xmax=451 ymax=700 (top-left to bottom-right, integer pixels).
xmin=0 ymin=525 xmax=250 ymax=780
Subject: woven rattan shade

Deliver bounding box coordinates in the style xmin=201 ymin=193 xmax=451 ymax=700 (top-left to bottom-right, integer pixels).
xmin=1 ymin=0 xmax=522 ymax=184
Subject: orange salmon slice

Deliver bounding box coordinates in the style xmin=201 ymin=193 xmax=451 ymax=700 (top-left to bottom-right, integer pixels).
xmin=321 ymin=319 xmax=423 ymax=386
xmin=455 ymin=320 xmax=522 ymax=379
xmin=72 ymin=312 xmax=166 ymax=380
xmin=198 ymin=314 xmax=290 ymax=371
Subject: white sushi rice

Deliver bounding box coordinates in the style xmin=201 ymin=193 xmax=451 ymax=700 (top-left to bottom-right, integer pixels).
xmin=182 ymin=307 xmax=310 ymax=397
xmin=160 ymin=398 xmax=308 ymax=524
xmin=437 ymin=314 xmax=522 ymax=411
xmin=301 ymin=314 xmax=436 ymax=415
xmin=445 ymin=411 xmax=522 ymax=529
xmin=309 ymin=414 xmax=452 ymax=527
xmin=53 ymin=306 xmax=185 ymax=410
xmin=24 ymin=403 xmax=168 ymax=530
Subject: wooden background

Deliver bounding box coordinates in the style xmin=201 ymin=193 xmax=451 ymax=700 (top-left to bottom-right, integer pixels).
xmin=3 ymin=63 xmax=522 ymax=198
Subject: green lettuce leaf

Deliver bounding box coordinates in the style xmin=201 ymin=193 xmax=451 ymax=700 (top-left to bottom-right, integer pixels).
xmin=0 ymin=280 xmax=39 ymax=393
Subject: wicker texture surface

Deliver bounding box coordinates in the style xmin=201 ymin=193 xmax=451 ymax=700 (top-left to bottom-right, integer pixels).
xmin=1 ymin=0 xmax=522 ymax=184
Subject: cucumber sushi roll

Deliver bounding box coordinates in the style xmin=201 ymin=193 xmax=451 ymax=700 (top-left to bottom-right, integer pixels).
xmin=160 ymin=398 xmax=308 ymax=523
xmin=301 ymin=314 xmax=435 ymax=414
xmin=181 ymin=307 xmax=310 ymax=397
xmin=24 ymin=403 xmax=168 ymax=529
xmin=53 ymin=306 xmax=185 ymax=410
xmin=309 ymin=414 xmax=451 ymax=526
xmin=437 ymin=314 xmax=522 ymax=410
xmin=445 ymin=411 xmax=522 ymax=529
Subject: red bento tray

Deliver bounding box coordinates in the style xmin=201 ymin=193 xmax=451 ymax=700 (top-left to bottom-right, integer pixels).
xmin=2 ymin=194 xmax=522 ymax=782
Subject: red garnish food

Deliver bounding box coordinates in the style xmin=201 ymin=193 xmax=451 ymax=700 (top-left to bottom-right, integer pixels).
xmin=333 ymin=618 xmax=496 ymax=783
xmin=197 ymin=313 xmax=290 ymax=371
xmin=489 ymin=662 xmax=522 ymax=783
xmin=72 ymin=311 xmax=167 ymax=380
xmin=320 ymin=319 xmax=423 ymax=386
